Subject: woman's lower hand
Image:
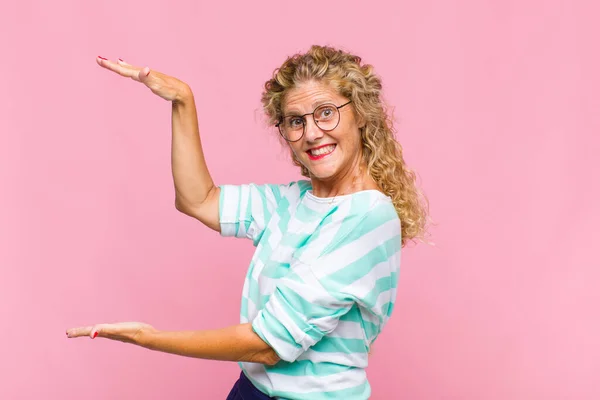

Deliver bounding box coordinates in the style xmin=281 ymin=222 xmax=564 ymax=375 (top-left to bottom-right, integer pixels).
xmin=66 ymin=321 xmax=157 ymax=345
xmin=96 ymin=56 xmax=192 ymax=103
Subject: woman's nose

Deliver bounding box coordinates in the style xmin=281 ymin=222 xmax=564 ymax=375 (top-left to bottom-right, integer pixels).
xmin=304 ymin=117 xmax=324 ymax=141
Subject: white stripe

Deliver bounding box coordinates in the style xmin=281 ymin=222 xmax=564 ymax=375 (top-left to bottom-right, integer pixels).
xmin=285 ymin=182 xmax=300 ymax=202
xmin=235 ymin=185 xmax=250 ymax=238
xmin=371 ymin=288 xmax=393 ymax=317
xmin=219 ymin=186 xmax=241 ymax=236
xmin=279 ymin=265 xmax=341 ymax=307
xmin=257 ymin=273 xmax=279 ymax=297
xmin=246 ymin=294 xmax=258 ymax=321
xmin=251 ymin=258 xmax=265 ymax=282
xmin=267 ymin=212 xmax=283 ymax=249
xmin=288 ymin=216 xmax=321 ymax=235
xmin=309 ymin=314 xmax=342 ymax=335
xmin=296 ymin=349 xmax=368 ymax=368
xmin=248 ymin=366 xmax=367 ymax=394
xmin=219 ymin=185 xmax=240 ymax=223
xmin=241 ymin=361 xmax=265 ymax=377
xmin=359 ymin=305 xmax=380 ymax=326
xmin=249 ymin=186 xmax=265 ymax=240
xmin=269 ymin=244 xmax=296 ymax=263
xmin=340 ymin=250 xmax=399 ymax=299
xmin=327 ymin=320 xmax=365 ymax=340
xmin=313 ymin=219 xmax=400 ymax=279
xmin=241 ymin=274 xmax=250 ymax=297
xmin=263 ymin=185 xmax=277 ymax=211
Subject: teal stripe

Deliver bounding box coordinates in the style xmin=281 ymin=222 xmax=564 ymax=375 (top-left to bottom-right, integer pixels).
xmin=322 ymin=235 xmax=400 ymax=290
xmin=247 ymin=273 xmax=261 ymax=301
xmin=240 ymin=296 xmax=248 ymax=320
xmin=310 ymin=337 xmax=368 ymax=354
xmin=276 ymin=280 xmax=347 ymax=321
xmin=340 ymin=305 xmax=379 ymax=343
xmin=259 ymin=294 xmax=271 ymax=307
xmin=360 ymin=277 xmax=393 ymax=308
xmin=339 ymin=305 xmax=362 ymax=323
xmin=243 ymin=190 xmax=252 ymax=220
xmin=265 ymin=359 xmax=353 ymax=376
xmin=321 ymin=201 xmax=398 ymax=257
xmin=277 ymin=196 xmax=291 ymax=234
xmin=259 ymin=261 xmax=290 ymax=279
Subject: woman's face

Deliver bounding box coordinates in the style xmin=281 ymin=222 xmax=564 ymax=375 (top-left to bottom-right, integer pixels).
xmin=282 ymin=80 xmax=364 ymax=183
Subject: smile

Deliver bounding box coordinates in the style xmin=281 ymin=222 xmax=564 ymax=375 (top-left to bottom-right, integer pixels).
xmin=307 ymin=144 xmax=336 ymax=160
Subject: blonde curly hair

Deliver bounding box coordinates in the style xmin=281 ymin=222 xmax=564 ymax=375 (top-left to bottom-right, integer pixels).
xmin=261 ymin=45 xmax=431 ymax=247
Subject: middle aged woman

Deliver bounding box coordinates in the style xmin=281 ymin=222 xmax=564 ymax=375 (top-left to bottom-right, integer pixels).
xmin=67 ymin=45 xmax=429 ymax=400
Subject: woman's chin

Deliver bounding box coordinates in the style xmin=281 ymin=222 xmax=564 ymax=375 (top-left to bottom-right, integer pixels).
xmin=307 ymin=167 xmax=337 ymax=180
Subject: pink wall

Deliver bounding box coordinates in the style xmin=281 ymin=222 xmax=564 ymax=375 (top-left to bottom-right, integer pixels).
xmin=1 ymin=0 xmax=598 ymax=398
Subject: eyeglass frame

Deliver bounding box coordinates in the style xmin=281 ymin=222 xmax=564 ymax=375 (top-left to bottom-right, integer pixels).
xmin=275 ymin=100 xmax=353 ymax=142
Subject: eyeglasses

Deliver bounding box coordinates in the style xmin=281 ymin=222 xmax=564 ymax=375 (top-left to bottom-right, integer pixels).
xmin=276 ymin=100 xmax=353 ymax=142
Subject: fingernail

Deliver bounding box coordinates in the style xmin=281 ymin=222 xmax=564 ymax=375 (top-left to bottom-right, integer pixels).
xmin=93 ymin=332 xmax=98 ymax=339
xmin=98 ymin=56 xmax=107 ymax=60
xmin=118 ymin=58 xmax=124 ymax=62
xmin=145 ymin=69 xmax=150 ymax=76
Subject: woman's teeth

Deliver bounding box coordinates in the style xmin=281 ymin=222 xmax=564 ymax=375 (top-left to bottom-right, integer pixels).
xmin=309 ymin=144 xmax=336 ymax=156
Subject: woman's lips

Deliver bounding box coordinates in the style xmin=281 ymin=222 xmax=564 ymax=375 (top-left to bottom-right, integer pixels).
xmin=306 ymin=144 xmax=336 ymax=160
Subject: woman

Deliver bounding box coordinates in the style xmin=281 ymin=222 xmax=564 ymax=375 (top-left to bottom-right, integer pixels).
xmin=67 ymin=45 xmax=429 ymax=399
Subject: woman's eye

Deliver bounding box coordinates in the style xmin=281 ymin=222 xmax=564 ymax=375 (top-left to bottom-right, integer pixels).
xmin=289 ymin=117 xmax=303 ymax=128
xmin=317 ymin=106 xmax=335 ymax=119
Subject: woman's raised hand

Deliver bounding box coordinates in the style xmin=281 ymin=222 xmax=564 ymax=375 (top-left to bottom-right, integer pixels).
xmin=96 ymin=56 xmax=191 ymax=103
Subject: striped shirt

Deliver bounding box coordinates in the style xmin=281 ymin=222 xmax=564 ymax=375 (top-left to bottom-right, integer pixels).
xmin=219 ymin=180 xmax=402 ymax=399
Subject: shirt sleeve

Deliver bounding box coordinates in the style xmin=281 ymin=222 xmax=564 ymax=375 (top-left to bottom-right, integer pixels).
xmin=218 ymin=182 xmax=296 ymax=245
xmin=251 ymin=199 xmax=402 ymax=362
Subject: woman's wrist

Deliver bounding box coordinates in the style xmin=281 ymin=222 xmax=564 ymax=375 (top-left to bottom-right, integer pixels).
xmin=135 ymin=326 xmax=159 ymax=348
xmin=173 ymin=83 xmax=193 ymax=105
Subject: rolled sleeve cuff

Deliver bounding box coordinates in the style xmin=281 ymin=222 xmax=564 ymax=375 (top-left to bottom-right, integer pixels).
xmin=218 ymin=185 xmax=243 ymax=238
xmin=251 ymin=294 xmax=324 ymax=363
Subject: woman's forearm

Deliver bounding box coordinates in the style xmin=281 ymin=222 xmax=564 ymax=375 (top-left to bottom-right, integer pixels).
xmin=171 ymin=88 xmax=219 ymax=227
xmin=138 ymin=323 xmax=280 ymax=365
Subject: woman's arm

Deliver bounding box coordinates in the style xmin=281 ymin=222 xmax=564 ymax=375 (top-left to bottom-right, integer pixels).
xmin=67 ymin=321 xmax=280 ymax=366
xmin=171 ymin=90 xmax=221 ymax=232
xmin=139 ymin=323 xmax=280 ymax=365
xmin=94 ymin=57 xmax=221 ymax=232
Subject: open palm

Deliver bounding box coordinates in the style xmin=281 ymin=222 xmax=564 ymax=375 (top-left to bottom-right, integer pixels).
xmin=96 ymin=56 xmax=190 ymax=102
xmin=66 ymin=321 xmax=156 ymax=344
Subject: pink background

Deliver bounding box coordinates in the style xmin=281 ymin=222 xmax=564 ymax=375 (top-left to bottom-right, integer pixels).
xmin=1 ymin=0 xmax=598 ymax=398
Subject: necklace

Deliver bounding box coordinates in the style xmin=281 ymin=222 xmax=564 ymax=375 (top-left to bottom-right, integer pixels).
xmin=329 ymin=189 xmax=348 ymax=204
xmin=329 ymin=194 xmax=340 ymax=205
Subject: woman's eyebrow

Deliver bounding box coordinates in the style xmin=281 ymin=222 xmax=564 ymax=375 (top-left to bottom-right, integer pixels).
xmin=284 ymin=99 xmax=334 ymax=115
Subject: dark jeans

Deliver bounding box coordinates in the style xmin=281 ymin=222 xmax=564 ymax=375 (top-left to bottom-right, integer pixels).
xmin=226 ymin=371 xmax=274 ymax=400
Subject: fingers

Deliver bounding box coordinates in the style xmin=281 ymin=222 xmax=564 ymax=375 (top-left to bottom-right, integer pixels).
xmin=66 ymin=325 xmax=95 ymax=338
xmin=67 ymin=324 xmax=107 ymax=339
xmin=96 ymin=56 xmax=150 ymax=82
xmin=139 ymin=66 xmax=151 ymax=81
xmin=95 ymin=56 xmax=180 ymax=101
xmin=116 ymin=58 xmax=150 ymax=82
